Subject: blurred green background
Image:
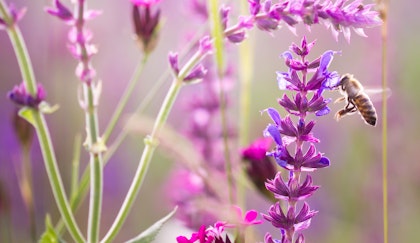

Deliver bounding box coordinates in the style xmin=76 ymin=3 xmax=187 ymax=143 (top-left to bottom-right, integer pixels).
xmin=0 ymin=0 xmax=419 ymax=242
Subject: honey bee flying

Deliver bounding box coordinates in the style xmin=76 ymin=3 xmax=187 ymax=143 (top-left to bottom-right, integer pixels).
xmin=335 ymin=74 xmax=377 ymax=126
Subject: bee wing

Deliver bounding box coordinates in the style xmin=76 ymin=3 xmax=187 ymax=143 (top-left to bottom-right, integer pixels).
xmin=363 ymin=87 xmax=392 ymax=102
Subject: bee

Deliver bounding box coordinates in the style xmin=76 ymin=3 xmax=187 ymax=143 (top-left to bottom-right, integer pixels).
xmin=335 ymin=74 xmax=377 ymax=126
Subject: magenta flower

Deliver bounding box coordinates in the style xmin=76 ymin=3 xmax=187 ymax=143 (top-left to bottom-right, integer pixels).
xmin=131 ymin=0 xmax=161 ymax=7
xmin=232 ymin=205 xmax=263 ymax=226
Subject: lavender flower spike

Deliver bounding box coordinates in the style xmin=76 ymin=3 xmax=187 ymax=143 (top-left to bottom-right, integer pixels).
xmin=262 ymin=37 xmax=338 ymax=242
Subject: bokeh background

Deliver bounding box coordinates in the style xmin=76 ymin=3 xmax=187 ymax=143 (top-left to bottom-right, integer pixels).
xmin=0 ymin=0 xmax=419 ymax=242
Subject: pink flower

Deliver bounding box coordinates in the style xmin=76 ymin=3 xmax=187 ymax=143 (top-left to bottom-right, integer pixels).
xmin=131 ymin=0 xmax=161 ymax=7
xmin=233 ymin=205 xmax=263 ymax=226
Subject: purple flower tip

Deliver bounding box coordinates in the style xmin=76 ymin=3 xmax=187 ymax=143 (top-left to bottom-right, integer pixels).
xmin=45 ymin=0 xmax=74 ymax=22
xmin=168 ymin=52 xmax=179 ymax=75
xmin=184 ymin=64 xmax=208 ymax=83
xmin=0 ymin=3 xmax=26 ymax=29
xmin=131 ymin=0 xmax=161 ymax=7
xmin=8 ymin=82 xmax=46 ymax=108
xmin=198 ymin=36 xmax=213 ymax=56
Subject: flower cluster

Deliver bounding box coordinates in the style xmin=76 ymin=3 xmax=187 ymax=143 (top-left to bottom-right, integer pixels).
xmin=176 ymin=207 xmax=262 ymax=243
xmin=45 ymin=0 xmax=101 ymax=84
xmin=261 ymin=37 xmax=340 ymax=242
xmin=225 ymin=0 xmax=382 ymax=42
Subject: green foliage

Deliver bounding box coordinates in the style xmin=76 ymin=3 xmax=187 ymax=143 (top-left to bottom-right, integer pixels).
xmin=125 ymin=207 xmax=177 ymax=243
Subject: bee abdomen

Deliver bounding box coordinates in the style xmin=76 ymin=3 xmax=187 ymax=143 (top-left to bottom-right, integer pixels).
xmin=354 ymin=94 xmax=377 ymax=126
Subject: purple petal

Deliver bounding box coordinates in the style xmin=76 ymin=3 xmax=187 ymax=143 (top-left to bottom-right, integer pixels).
xmin=263 ymin=107 xmax=281 ymax=126
xmin=264 ymin=124 xmax=282 ymax=146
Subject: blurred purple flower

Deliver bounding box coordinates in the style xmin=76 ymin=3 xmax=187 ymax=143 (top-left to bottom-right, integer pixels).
xmin=241 ymin=137 xmax=277 ymax=200
xmin=0 ymin=3 xmax=26 ymax=30
xmin=44 ymin=0 xmax=73 ymax=22
xmin=131 ymin=0 xmax=161 ymax=7
xmin=232 ymin=205 xmax=263 ymax=226
xmin=132 ymin=2 xmax=161 ymax=54
xmin=8 ymin=82 xmax=46 ymax=108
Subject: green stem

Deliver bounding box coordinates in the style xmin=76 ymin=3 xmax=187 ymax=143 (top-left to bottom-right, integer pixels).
xmin=55 ymin=28 xmax=208 ymax=236
xmin=102 ymin=55 xmax=149 ymax=144
xmin=0 ymin=1 xmax=84 ymax=241
xmin=84 ymin=83 xmax=103 ymax=243
xmin=380 ymin=1 xmax=389 ymax=243
xmin=32 ymin=111 xmax=85 ymax=243
xmin=70 ymin=134 xmax=82 ymax=201
xmin=101 ymin=50 xmax=205 ymax=243
xmin=0 ymin=0 xmax=36 ymax=94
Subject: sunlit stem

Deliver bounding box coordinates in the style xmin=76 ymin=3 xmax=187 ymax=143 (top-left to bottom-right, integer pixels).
xmin=0 ymin=1 xmax=85 ymax=241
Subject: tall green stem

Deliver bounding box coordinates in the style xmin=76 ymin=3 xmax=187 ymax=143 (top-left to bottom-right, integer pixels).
xmin=380 ymin=1 xmax=389 ymax=242
xmin=0 ymin=1 xmax=84 ymax=241
xmin=101 ymin=50 xmax=206 ymax=243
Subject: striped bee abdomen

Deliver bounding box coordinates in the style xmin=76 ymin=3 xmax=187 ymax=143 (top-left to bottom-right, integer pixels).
xmin=354 ymin=94 xmax=377 ymax=126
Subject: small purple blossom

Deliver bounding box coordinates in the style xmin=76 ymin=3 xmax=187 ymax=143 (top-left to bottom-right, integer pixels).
xmin=45 ymin=0 xmax=74 ymax=22
xmin=8 ymin=82 xmax=46 ymax=108
xmin=266 ymin=173 xmax=319 ymax=202
xmin=184 ymin=64 xmax=208 ymax=83
xmin=132 ymin=3 xmax=161 ymax=54
xmin=0 ymin=3 xmax=26 ymax=29
xmin=263 ymin=202 xmax=318 ymax=234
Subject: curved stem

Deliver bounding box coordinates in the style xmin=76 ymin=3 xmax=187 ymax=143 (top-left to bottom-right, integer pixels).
xmin=33 ymin=111 xmax=85 ymax=243
xmin=101 ymin=50 xmax=205 ymax=243
xmin=102 ymin=55 xmax=149 ymax=144
xmin=0 ymin=1 xmax=85 ymax=241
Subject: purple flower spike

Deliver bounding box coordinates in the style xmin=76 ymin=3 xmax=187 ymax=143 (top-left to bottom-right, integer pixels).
xmin=45 ymin=0 xmax=74 ymax=22
xmin=263 ymin=37 xmax=339 ymax=241
xmin=8 ymin=82 xmax=46 ymax=108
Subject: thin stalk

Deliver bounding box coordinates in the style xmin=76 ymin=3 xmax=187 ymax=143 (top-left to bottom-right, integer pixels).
xmin=0 ymin=1 xmax=84 ymax=241
xmin=101 ymin=50 xmax=206 ymax=243
xmin=379 ymin=1 xmax=389 ymax=242
xmin=32 ymin=111 xmax=85 ymax=243
xmin=70 ymin=134 xmax=82 ymax=201
xmin=72 ymin=0 xmax=105 ymax=241
xmin=55 ymin=28 xmax=207 ymax=235
xmin=84 ymin=83 xmax=103 ymax=243
xmin=102 ymin=55 xmax=149 ymax=144
xmin=208 ymin=0 xmax=235 ymax=205
xmin=20 ymin=145 xmax=36 ymax=242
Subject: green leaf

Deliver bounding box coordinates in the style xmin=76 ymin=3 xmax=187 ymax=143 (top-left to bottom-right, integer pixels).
xmin=125 ymin=207 xmax=177 ymax=243
xmin=208 ymin=0 xmax=225 ymax=77
xmin=39 ymin=101 xmax=60 ymax=114
xmin=39 ymin=215 xmax=66 ymax=243
xmin=18 ymin=107 xmax=35 ymax=126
